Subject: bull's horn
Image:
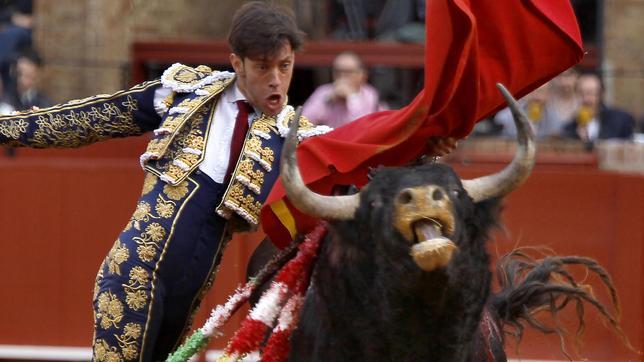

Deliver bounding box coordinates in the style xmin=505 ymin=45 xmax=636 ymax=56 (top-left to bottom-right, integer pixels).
xmin=280 ymin=107 xmax=360 ymax=220
xmin=462 ymin=84 xmax=536 ymax=202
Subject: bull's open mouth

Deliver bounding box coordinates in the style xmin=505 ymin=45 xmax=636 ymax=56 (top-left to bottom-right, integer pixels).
xmin=410 ymin=218 xmax=457 ymax=271
xmin=412 ymin=218 xmax=444 ymax=242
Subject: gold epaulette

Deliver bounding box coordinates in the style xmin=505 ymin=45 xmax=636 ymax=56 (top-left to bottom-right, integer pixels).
xmin=273 ymin=105 xmax=333 ymax=140
xmin=161 ymin=63 xmax=235 ymax=93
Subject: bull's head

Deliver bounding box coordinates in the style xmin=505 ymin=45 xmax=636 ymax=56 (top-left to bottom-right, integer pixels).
xmin=281 ymin=84 xmax=535 ymax=272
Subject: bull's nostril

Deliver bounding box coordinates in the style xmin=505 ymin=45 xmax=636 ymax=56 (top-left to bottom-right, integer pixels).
xmin=398 ymin=190 xmax=413 ymax=204
xmin=432 ymin=189 xmax=444 ymax=201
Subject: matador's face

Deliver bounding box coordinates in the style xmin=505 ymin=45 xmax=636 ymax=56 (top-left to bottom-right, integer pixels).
xmin=231 ymin=42 xmax=294 ymax=116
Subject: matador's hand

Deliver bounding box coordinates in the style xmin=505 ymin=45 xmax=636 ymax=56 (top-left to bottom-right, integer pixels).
xmin=426 ymin=136 xmax=458 ymax=157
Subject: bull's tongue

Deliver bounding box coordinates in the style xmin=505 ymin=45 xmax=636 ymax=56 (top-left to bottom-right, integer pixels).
xmin=413 ymin=219 xmax=442 ymax=242
xmin=410 ymin=219 xmax=457 ymax=271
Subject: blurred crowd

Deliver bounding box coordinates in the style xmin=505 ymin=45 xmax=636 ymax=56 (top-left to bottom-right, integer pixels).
xmin=3 ymin=0 xmax=640 ymax=150
xmin=0 ymin=0 xmax=51 ymax=116
xmin=302 ymin=50 xmax=640 ymax=151
xmin=471 ymin=68 xmax=640 ymax=148
xmin=298 ymin=0 xmax=640 ymax=149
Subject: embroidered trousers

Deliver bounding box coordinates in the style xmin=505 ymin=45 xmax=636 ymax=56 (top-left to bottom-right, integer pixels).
xmin=92 ymin=170 xmax=229 ymax=361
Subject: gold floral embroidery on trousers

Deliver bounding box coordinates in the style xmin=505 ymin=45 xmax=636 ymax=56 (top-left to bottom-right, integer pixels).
xmin=96 ymin=291 xmax=124 ymax=330
xmin=124 ymin=201 xmax=159 ymax=232
xmin=93 ymin=338 xmax=123 ymax=362
xmin=116 ymin=323 xmax=143 ymax=360
xmin=94 ymin=321 xmax=142 ymax=362
xmin=106 ymin=239 xmax=130 ymax=275
xmin=155 ymin=195 xmax=176 ymax=218
xmin=133 ymin=223 xmax=166 ymax=262
xmin=123 ymin=266 xmax=150 ymax=311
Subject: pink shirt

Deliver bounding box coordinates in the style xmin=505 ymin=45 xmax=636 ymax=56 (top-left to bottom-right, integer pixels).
xmin=302 ymin=83 xmax=384 ymax=128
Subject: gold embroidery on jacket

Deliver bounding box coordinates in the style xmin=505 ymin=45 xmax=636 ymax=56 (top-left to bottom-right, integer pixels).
xmin=0 ymin=119 xmax=28 ymax=139
xmin=244 ymin=136 xmax=275 ymax=170
xmin=29 ymin=95 xmax=142 ymax=148
xmin=163 ymin=181 xmax=189 ymax=201
xmin=236 ymin=159 xmax=264 ymax=195
xmin=172 ymin=65 xmax=213 ymax=84
xmin=141 ymin=75 xmax=231 ymax=179
xmin=216 ymin=112 xmax=281 ymax=226
xmin=250 ymin=117 xmax=278 ymax=136
xmin=143 ymin=101 xmax=212 ymax=184
xmin=162 ymin=93 xmax=174 ymax=108
xmin=222 ymin=183 xmax=263 ymax=224
xmin=176 ymin=96 xmax=207 ymax=110
xmin=277 ymin=106 xmax=318 ymax=131
xmin=146 ymin=88 xmax=217 ymax=162
xmin=141 ymin=173 xmax=157 ymax=196
xmin=158 ymin=106 xmax=210 ymax=183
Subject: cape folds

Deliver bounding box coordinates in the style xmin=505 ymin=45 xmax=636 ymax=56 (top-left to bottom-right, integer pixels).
xmin=261 ymin=0 xmax=584 ymax=248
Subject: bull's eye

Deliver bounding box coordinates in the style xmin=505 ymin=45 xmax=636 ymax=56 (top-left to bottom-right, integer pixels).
xmin=451 ymin=190 xmax=460 ymax=197
xmin=397 ymin=190 xmax=413 ymax=204
xmin=432 ymin=189 xmax=444 ymax=201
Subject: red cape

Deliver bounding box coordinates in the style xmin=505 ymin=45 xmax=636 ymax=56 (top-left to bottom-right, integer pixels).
xmin=262 ymin=0 xmax=583 ymax=248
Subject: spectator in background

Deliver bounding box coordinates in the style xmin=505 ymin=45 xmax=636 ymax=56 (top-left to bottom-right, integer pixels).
xmin=0 ymin=77 xmax=15 ymax=115
xmin=548 ymin=67 xmax=579 ymax=129
xmin=9 ymin=49 xmax=52 ymax=110
xmin=1 ymin=77 xmax=15 ymax=156
xmin=494 ymin=83 xmax=562 ymax=139
xmin=0 ymin=0 xmax=33 ymax=92
xmin=493 ymin=68 xmax=581 ymax=139
xmin=302 ymin=51 xmax=385 ymax=128
xmin=562 ymin=72 xmax=634 ymax=144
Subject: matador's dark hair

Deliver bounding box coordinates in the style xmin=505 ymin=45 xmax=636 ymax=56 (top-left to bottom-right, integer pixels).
xmin=228 ymin=1 xmax=306 ymax=59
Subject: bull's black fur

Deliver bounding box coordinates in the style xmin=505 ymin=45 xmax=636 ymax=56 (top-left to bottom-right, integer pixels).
xmin=288 ymin=163 xmax=505 ymax=361
xmin=279 ymin=162 xmax=628 ymax=361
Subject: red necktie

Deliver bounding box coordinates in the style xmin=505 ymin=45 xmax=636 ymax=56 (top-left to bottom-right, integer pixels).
xmin=224 ymin=100 xmax=252 ymax=184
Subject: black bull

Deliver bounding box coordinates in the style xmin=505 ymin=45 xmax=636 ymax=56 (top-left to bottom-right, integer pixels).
xmin=247 ymin=85 xmax=628 ymax=361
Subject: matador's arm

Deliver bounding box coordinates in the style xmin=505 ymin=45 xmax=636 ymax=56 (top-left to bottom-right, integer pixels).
xmin=0 ymin=80 xmax=163 ymax=148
